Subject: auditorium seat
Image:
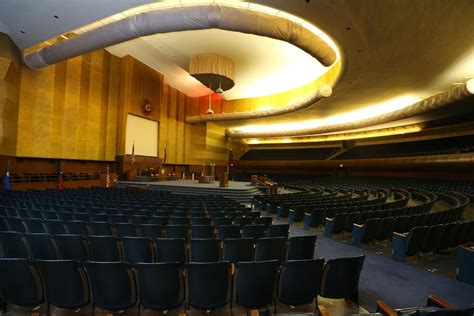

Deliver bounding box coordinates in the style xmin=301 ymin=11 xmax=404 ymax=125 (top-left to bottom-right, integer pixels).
xmin=352 ymin=218 xmax=381 ymax=247
xmin=222 ymin=238 xmax=255 ymax=264
xmin=286 ymin=235 xmax=316 ymax=260
xmin=191 ymin=217 xmax=212 ymax=225
xmin=304 ymin=211 xmax=325 ymax=230
xmin=24 ymin=218 xmax=47 ymax=233
xmin=186 ymin=261 xmax=231 ymax=312
xmin=66 ymin=221 xmax=90 ymax=236
xmin=121 ymin=237 xmax=154 ymax=264
xmin=234 ymin=217 xmax=254 ymax=227
xmin=89 ymin=221 xmax=113 ymax=236
xmin=0 ymin=231 xmax=29 ymax=259
xmin=24 ymin=233 xmax=59 ymax=260
xmin=255 ymin=216 xmax=273 ymax=227
xmin=243 ymin=224 xmax=267 ymax=240
xmin=267 ymin=224 xmax=290 ymax=238
xmin=114 ymin=223 xmax=138 ymax=237
xmin=375 ymin=217 xmax=394 ymax=242
xmin=191 ymin=225 xmax=216 ymax=238
xmin=89 ymin=236 xmax=121 ymax=262
xmin=134 ymin=262 xmax=184 ymax=312
xmin=4 ymin=216 xmax=26 ymax=233
xmin=37 ymin=260 xmax=90 ymax=315
xmin=421 ymin=224 xmax=445 ymax=254
xmin=138 ymin=224 xmax=163 ymax=239
xmin=288 ymin=205 xmax=306 ymax=224
xmin=276 ymin=259 xmax=325 ymax=312
xmin=109 ymin=214 xmax=129 ymax=224
xmin=85 ymin=261 xmax=137 ymax=314
xmin=0 ymin=258 xmax=44 ymax=312
xmin=234 ymin=260 xmax=280 ymax=310
xmin=155 ymin=238 xmax=187 ymax=266
xmin=165 ymin=224 xmax=189 ymax=240
xmin=213 ymin=217 xmax=233 ymax=226
xmin=150 ymin=216 xmax=169 ymax=225
xmin=255 ymin=237 xmax=287 ymax=263
xmin=218 ymin=225 xmax=242 ymax=239
xmin=320 ymin=255 xmax=365 ymax=303
xmin=55 ymin=234 xmax=90 ymax=262
xmin=392 ymin=226 xmax=429 ymax=262
xmin=130 ymin=215 xmax=150 ymax=224
xmin=189 ymin=238 xmax=221 ymax=262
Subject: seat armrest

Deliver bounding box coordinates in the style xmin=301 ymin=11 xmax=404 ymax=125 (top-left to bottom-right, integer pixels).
xmin=393 ymin=232 xmax=408 ymax=238
xmin=317 ymin=304 xmax=330 ymax=316
xmin=353 ymin=223 xmax=363 ymax=228
xmin=427 ymin=295 xmax=454 ymax=309
xmin=376 ymin=300 xmax=397 ymax=316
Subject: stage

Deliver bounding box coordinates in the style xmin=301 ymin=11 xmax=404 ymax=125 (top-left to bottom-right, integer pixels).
xmin=116 ymin=180 xmax=262 ymax=204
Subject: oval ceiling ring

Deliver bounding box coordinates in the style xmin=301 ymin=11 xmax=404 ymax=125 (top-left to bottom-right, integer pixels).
xmin=23 ymin=4 xmax=337 ymax=69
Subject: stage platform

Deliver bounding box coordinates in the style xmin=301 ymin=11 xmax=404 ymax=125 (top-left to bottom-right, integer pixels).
xmin=116 ymin=180 xmax=263 ymax=204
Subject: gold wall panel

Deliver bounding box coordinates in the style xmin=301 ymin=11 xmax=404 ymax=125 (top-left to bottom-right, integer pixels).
xmin=0 ymin=33 xmax=21 ymax=156
xmin=16 ymin=47 xmax=119 ymax=160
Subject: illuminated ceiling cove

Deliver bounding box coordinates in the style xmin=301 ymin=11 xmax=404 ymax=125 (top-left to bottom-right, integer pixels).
xmin=1 ymin=0 xmax=473 ymax=143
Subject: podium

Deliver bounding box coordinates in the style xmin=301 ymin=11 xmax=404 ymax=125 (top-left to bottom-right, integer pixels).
xmin=219 ymin=172 xmax=229 ymax=188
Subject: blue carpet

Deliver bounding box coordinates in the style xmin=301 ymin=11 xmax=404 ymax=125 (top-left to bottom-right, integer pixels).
xmin=289 ymin=226 xmax=474 ymax=312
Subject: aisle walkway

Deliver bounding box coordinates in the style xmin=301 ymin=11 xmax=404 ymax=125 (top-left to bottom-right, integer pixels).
xmin=288 ymin=225 xmax=474 ymax=311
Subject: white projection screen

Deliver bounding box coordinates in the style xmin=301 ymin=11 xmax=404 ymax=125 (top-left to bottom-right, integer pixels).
xmin=125 ymin=114 xmax=158 ymax=157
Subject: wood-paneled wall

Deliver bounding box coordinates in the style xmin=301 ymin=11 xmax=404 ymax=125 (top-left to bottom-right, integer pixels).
xmin=0 ymin=33 xmax=21 ymax=156
xmin=16 ymin=48 xmax=120 ymax=160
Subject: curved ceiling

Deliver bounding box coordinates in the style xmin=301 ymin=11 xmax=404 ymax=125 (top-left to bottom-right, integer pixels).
xmin=1 ymin=0 xmax=473 ymax=141
xmin=106 ymin=29 xmax=327 ymax=100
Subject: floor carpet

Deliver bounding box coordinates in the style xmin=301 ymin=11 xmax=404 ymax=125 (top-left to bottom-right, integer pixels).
xmin=288 ymin=225 xmax=474 ymax=312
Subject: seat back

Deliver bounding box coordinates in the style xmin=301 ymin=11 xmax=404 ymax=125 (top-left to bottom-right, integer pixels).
xmin=254 ymin=216 xmax=273 ymax=227
xmin=332 ymin=213 xmax=347 ymax=233
xmin=121 ymin=237 xmax=154 ymax=264
xmin=186 ymin=261 xmax=231 ymax=310
xmin=405 ymin=226 xmax=429 ymax=256
xmin=24 ymin=233 xmax=59 ymax=260
xmin=234 ymin=260 xmax=279 ymax=309
xmin=89 ymin=222 xmax=113 ymax=236
xmin=361 ymin=218 xmax=381 ymax=243
xmin=218 ymin=225 xmax=242 ymax=240
xmin=223 ymin=238 xmax=255 ymax=263
xmin=37 ymin=260 xmax=90 ymax=309
xmin=138 ymin=224 xmax=162 ymax=239
xmin=114 ymin=223 xmax=138 ymax=238
xmin=255 ymin=237 xmax=287 ymax=263
xmin=242 ymin=224 xmax=267 ymax=240
xmin=89 ymin=236 xmax=121 ymax=262
xmin=375 ymin=217 xmax=394 ymax=241
xmin=189 ymin=238 xmax=221 ymax=262
xmin=421 ymin=224 xmax=445 ymax=253
xmin=320 ymin=255 xmax=365 ymax=302
xmin=278 ymin=259 xmax=325 ymax=306
xmin=66 ymin=221 xmax=90 ymax=236
xmin=24 ymin=218 xmax=46 ymax=233
xmin=55 ymin=234 xmax=90 ymax=262
xmin=134 ymin=262 xmax=184 ymax=311
xmin=164 ymin=225 xmax=189 ymax=240
xmin=213 ymin=217 xmax=233 ymax=226
xmin=267 ymin=224 xmax=290 ymax=238
xmin=44 ymin=220 xmax=67 ymax=235
xmin=0 ymin=231 xmax=29 ymax=258
xmin=155 ymin=238 xmax=186 ymax=267
xmin=0 ymin=258 xmax=44 ymax=307
xmin=4 ymin=217 xmax=26 ymax=232
xmin=286 ymin=235 xmax=316 ymax=260
xmin=191 ymin=225 xmax=215 ymax=239
xmin=85 ymin=262 xmax=136 ymax=311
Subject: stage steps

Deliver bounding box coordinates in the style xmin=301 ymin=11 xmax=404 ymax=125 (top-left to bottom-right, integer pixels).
xmin=115 ymin=181 xmax=262 ymax=205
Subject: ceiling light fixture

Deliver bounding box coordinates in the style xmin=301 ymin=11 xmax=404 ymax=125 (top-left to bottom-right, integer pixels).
xmin=207 ymin=84 xmax=214 ymax=115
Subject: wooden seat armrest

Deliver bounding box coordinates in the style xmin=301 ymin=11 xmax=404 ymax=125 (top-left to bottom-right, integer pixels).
xmin=427 ymin=295 xmax=454 ymax=309
xmin=376 ymin=300 xmax=397 ymax=316
xmin=459 ymin=245 xmax=474 ymax=253
xmin=317 ymin=304 xmax=330 ymax=316
xmin=393 ymin=232 xmax=408 ymax=238
xmin=353 ymin=223 xmax=363 ymax=228
xmin=325 ymin=217 xmax=333 ymax=221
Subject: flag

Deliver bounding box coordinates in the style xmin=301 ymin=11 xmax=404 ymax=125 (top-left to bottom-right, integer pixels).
xmin=131 ymin=142 xmax=136 ymax=165
xmin=57 ymin=171 xmax=63 ymax=191
xmin=105 ymin=164 xmax=110 ymax=188
xmin=163 ymin=147 xmax=167 ymax=164
xmin=3 ymin=160 xmax=11 ymax=192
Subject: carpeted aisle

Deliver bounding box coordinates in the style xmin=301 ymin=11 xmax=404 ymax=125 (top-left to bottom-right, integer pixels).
xmin=289 ymin=226 xmax=474 ymax=312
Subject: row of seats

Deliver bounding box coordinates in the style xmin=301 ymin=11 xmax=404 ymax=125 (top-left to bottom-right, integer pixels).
xmin=0 ymin=218 xmax=290 ymax=239
xmin=0 ymin=206 xmax=253 ymax=219
xmin=392 ymin=222 xmax=474 ymax=262
xmin=0 ymin=255 xmax=366 ymax=315
xmin=0 ymin=231 xmax=316 ymax=264
xmin=326 ymin=207 xmax=464 ymax=240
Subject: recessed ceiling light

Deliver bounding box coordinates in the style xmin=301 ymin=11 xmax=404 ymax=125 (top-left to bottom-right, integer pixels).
xmin=20 ymin=30 xmax=25 ymax=34
xmin=54 ymin=15 xmax=59 ymax=19
xmin=346 ymin=27 xmax=351 ymax=30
